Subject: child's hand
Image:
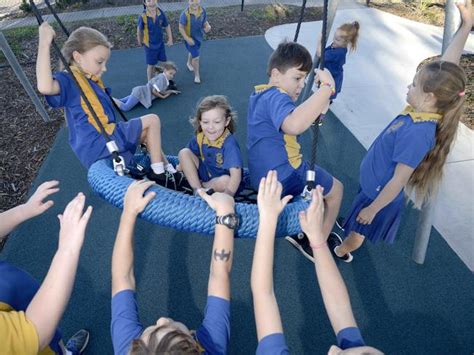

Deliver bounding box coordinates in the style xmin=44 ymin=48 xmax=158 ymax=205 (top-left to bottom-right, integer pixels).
xmin=57 ymin=193 xmax=92 ymax=253
xmin=356 ymin=205 xmax=377 ymax=225
xmin=186 ymin=38 xmax=195 ymax=46
xmin=257 ymin=170 xmax=292 ymax=219
xmin=299 ymin=186 xmax=325 ymax=244
xmin=314 ymin=68 xmax=335 ymax=89
xmin=170 ymin=90 xmax=181 ymax=95
xmin=22 ymin=180 xmax=60 ymax=219
xmin=123 ymin=180 xmax=156 ymax=217
xmin=199 ymin=190 xmax=235 ymax=215
xmin=204 ymin=23 xmax=211 ymax=33
xmin=457 ymin=0 xmax=472 ymax=27
xmin=166 ymin=39 xmax=173 ymax=47
xmin=38 ymin=22 xmax=56 ymax=45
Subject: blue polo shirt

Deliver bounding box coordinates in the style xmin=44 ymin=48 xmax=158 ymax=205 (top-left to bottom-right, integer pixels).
xmin=324 ymin=45 xmax=347 ymax=98
xmin=247 ymin=84 xmax=302 ymax=189
xmin=360 ymin=106 xmax=440 ymax=199
xmin=179 ymin=6 xmax=207 ymax=42
xmin=188 ymin=129 xmax=243 ymax=182
xmin=0 ymin=261 xmax=62 ymax=354
xmin=111 ymin=290 xmax=230 ymax=355
xmin=138 ymin=8 xmax=169 ymax=49
xmin=45 ymin=71 xmax=142 ymax=169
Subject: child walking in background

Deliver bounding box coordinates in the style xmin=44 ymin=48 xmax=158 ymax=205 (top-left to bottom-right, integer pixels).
xmin=114 ymin=62 xmax=180 ymax=112
xmin=251 ymin=171 xmax=383 ymax=354
xmin=317 ymin=21 xmax=360 ymax=100
xmin=37 ymin=23 xmax=188 ymax=191
xmin=179 ymin=95 xmax=243 ymax=196
xmin=330 ymin=2 xmax=471 ymax=263
xmin=179 ymin=0 xmax=211 ymax=84
xmin=138 ymin=0 xmax=173 ymax=81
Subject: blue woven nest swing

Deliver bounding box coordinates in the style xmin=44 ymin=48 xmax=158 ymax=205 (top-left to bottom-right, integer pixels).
xmin=88 ymin=154 xmax=310 ymax=238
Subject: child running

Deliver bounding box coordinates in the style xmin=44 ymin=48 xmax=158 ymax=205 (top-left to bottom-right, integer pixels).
xmin=179 ymin=0 xmax=211 ymax=84
xmin=138 ymin=0 xmax=173 ymax=81
xmin=37 ymin=23 xmax=188 ymax=191
xmin=179 ymin=95 xmax=243 ymax=196
xmin=111 ymin=181 xmax=236 ymax=354
xmin=247 ymin=41 xmax=343 ymax=260
xmin=251 ymin=171 xmax=383 ymax=354
xmin=329 ymin=2 xmax=471 ymax=263
xmin=114 ymin=62 xmax=180 ymax=112
xmin=317 ymin=21 xmax=360 ymax=100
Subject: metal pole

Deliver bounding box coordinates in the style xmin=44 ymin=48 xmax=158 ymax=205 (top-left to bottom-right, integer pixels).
xmin=442 ymin=0 xmax=461 ymax=54
xmin=0 ymin=32 xmax=51 ymax=122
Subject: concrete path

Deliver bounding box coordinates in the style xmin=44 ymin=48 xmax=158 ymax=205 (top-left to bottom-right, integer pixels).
xmin=266 ymin=7 xmax=474 ymax=270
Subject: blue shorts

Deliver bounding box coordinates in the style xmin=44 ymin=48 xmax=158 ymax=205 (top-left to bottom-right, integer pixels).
xmin=198 ymin=161 xmax=244 ymax=194
xmin=185 ymin=39 xmax=201 ymax=58
xmin=281 ymin=161 xmax=334 ymax=197
xmin=144 ymin=44 xmax=167 ymax=65
xmin=113 ymin=117 xmax=143 ymax=167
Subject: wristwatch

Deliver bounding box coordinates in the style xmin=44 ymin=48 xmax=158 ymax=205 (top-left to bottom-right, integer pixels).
xmin=215 ymin=213 xmax=240 ymax=230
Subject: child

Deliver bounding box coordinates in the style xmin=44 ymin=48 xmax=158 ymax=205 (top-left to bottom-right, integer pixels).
xmin=114 ymin=61 xmax=180 ymax=112
xmin=37 ymin=23 xmax=187 ymax=191
xmin=179 ymin=0 xmax=211 ymax=84
xmin=178 ymin=95 xmax=243 ymax=196
xmin=0 ymin=181 xmax=92 ymax=355
xmin=251 ymin=171 xmax=383 ymax=354
xmin=111 ymin=180 xmax=236 ymax=354
xmin=138 ymin=0 xmax=173 ymax=81
xmin=329 ymin=2 xmax=471 ymax=263
xmin=246 ymin=41 xmax=343 ymax=260
xmin=317 ymin=21 xmax=360 ymax=100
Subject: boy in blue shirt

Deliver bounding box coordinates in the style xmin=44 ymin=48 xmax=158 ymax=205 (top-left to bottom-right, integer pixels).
xmin=247 ymin=41 xmax=343 ymax=260
xmin=138 ymin=0 xmax=173 ymax=81
xmin=111 ymin=181 xmax=235 ymax=355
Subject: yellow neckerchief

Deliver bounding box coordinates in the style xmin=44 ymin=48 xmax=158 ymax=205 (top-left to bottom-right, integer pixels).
xmin=141 ymin=8 xmax=162 ymax=47
xmin=190 ymin=330 xmax=205 ymax=353
xmin=69 ymin=66 xmax=115 ymax=135
xmin=401 ymin=105 xmax=441 ymax=123
xmin=197 ymin=129 xmax=230 ymax=162
xmin=254 ymin=84 xmax=289 ymax=95
xmin=184 ymin=5 xmax=203 ymax=37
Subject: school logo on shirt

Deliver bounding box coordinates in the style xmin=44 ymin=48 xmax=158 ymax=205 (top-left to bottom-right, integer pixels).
xmin=386 ymin=120 xmax=404 ymax=134
xmin=216 ymin=153 xmax=223 ymax=167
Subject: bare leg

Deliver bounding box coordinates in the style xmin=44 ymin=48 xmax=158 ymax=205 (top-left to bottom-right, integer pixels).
xmin=203 ymin=175 xmax=230 ymax=193
xmin=187 ymin=53 xmax=194 ymax=71
xmin=192 ymin=56 xmax=200 ymax=83
xmin=336 ymin=231 xmax=365 ymax=256
xmin=178 ymin=148 xmax=202 ymax=190
xmin=321 ymin=178 xmax=343 ymax=238
xmin=140 ymin=114 xmax=163 ymax=164
xmin=147 ymin=65 xmax=154 ymax=81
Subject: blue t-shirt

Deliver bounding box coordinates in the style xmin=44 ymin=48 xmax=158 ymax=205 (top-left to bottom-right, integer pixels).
xmin=247 ymin=84 xmax=302 ymax=189
xmin=188 ymin=130 xmax=243 ymax=181
xmin=179 ymin=6 xmax=207 ymax=42
xmin=111 ymin=290 xmax=230 ymax=355
xmin=138 ymin=8 xmax=169 ymax=49
xmin=0 ymin=261 xmax=62 ymax=354
xmin=324 ymin=45 xmax=347 ymax=98
xmin=360 ymin=107 xmax=440 ymax=199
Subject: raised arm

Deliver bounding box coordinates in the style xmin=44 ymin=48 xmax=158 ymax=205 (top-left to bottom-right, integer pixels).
xmin=111 ymin=181 xmax=156 ymax=297
xmin=441 ymin=1 xmax=473 ymax=64
xmin=251 ymin=170 xmax=292 ymax=340
xmin=36 ymin=22 xmax=60 ymax=95
xmin=0 ymin=181 xmax=59 ymax=240
xmin=199 ymin=190 xmax=236 ymax=301
xmin=26 ymin=193 xmax=92 ymax=351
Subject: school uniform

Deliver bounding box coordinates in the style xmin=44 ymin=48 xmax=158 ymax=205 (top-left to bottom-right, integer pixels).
xmin=45 ymin=67 xmax=142 ymax=169
xmin=324 ymin=45 xmax=348 ymax=99
xmin=188 ymin=129 xmax=243 ymax=183
xmin=119 ymin=72 xmax=170 ymax=111
xmin=180 ymin=6 xmax=207 ymax=58
xmin=138 ymin=8 xmax=169 ymax=65
xmin=247 ymin=84 xmax=334 ymax=196
xmin=343 ymin=106 xmax=441 ymax=243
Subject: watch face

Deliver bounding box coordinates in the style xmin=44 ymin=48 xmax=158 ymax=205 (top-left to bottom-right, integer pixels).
xmin=224 ymin=214 xmax=239 ymax=229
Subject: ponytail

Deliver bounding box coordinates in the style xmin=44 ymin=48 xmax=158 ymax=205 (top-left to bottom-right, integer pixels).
xmin=338 ymin=21 xmax=360 ymax=52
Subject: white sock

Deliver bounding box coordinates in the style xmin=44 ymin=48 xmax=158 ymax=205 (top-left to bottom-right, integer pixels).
xmin=151 ymin=162 xmax=165 ymax=174
xmin=166 ymin=163 xmax=177 ymax=173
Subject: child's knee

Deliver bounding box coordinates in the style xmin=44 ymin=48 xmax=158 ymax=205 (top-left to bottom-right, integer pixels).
xmin=142 ymin=113 xmax=161 ymax=128
xmin=178 ymin=147 xmax=192 ymax=160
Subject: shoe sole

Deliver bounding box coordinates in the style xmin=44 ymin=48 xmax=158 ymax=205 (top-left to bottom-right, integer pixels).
xmin=285 ymin=235 xmax=314 ymax=263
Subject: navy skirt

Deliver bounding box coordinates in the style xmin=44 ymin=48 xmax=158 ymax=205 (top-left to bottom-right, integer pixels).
xmin=343 ymin=188 xmax=404 ymax=244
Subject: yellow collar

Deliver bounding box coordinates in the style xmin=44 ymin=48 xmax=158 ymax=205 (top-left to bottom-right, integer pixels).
xmin=70 ymin=65 xmax=103 ymax=86
xmin=145 ymin=8 xmax=161 ymax=18
xmin=401 ymin=105 xmax=441 ymax=123
xmin=187 ymin=5 xmax=203 ymax=17
xmin=198 ymin=129 xmax=230 ymax=148
xmin=254 ymin=84 xmax=288 ymax=95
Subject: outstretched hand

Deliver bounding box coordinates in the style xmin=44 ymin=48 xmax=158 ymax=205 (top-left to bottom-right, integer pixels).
xmin=123 ymin=180 xmax=156 ymax=217
xmin=23 ymin=180 xmax=60 ymax=219
xmin=299 ymin=186 xmax=325 ymax=245
xmin=257 ymin=170 xmax=292 ymax=219
xmin=457 ymin=0 xmax=472 ymax=27
xmin=58 ymin=193 xmax=92 ymax=253
xmin=199 ymin=190 xmax=235 ymax=215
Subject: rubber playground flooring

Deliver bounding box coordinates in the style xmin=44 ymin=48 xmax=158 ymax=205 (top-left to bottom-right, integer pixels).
xmin=2 ymin=36 xmax=473 ymax=354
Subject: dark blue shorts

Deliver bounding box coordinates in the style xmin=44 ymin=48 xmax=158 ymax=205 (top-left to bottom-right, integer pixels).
xmin=280 ymin=161 xmax=334 ymax=197
xmin=144 ymin=45 xmax=167 ymax=65
xmin=185 ymin=39 xmax=201 ymax=58
xmin=198 ymin=161 xmax=244 ymax=194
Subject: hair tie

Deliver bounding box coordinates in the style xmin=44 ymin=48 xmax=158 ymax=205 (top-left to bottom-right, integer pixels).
xmin=459 ymin=91 xmax=465 ymax=97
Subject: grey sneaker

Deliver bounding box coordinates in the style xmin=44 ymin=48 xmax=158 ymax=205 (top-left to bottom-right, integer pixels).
xmin=327 ymin=232 xmax=353 ymax=263
xmin=65 ymin=329 xmax=90 ymax=355
xmin=285 ymin=233 xmax=314 ymax=262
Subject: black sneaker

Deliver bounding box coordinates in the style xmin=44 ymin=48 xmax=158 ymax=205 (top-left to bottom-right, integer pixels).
xmin=285 ymin=233 xmax=314 ymax=262
xmin=327 ymin=232 xmax=353 ymax=263
xmin=173 ymin=171 xmax=193 ymax=194
xmin=168 ymin=80 xmax=178 ymax=91
xmin=65 ymin=329 xmax=90 ymax=355
xmin=147 ymin=170 xmax=178 ymax=190
xmin=335 ymin=217 xmax=345 ymax=231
